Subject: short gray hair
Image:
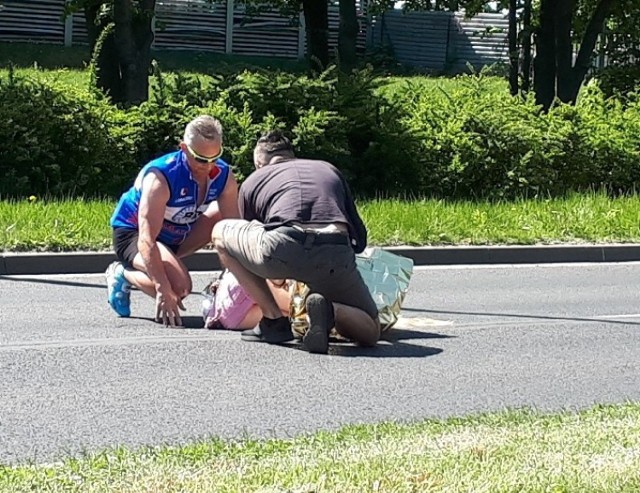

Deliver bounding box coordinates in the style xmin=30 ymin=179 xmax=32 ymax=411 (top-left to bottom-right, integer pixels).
xmin=183 ymin=115 xmax=223 ymax=146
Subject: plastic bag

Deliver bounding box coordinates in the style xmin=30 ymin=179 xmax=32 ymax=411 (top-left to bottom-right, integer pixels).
xmin=289 ymin=248 xmax=414 ymax=337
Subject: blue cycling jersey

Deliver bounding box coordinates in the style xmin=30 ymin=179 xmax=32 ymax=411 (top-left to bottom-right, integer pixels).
xmin=110 ymin=150 xmax=230 ymax=246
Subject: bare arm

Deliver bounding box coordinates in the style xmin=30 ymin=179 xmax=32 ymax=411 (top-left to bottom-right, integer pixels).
xmin=216 ymin=171 xmax=240 ymax=219
xmin=138 ymin=170 xmax=173 ymax=295
xmin=176 ymin=171 xmax=240 ymax=258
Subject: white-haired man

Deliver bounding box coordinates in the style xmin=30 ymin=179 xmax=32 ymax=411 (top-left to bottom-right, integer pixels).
xmin=107 ymin=115 xmax=239 ymax=326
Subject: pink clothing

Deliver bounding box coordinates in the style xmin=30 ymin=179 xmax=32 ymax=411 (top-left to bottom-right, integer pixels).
xmin=204 ymin=271 xmax=255 ymax=330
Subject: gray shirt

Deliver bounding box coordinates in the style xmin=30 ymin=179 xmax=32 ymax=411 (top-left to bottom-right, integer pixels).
xmin=239 ymin=158 xmax=368 ymax=253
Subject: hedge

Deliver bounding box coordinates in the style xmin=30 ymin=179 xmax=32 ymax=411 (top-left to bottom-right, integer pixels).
xmin=1 ymin=66 xmax=638 ymax=200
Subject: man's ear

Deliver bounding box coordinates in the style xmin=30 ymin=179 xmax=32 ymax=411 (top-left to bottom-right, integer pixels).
xmin=179 ymin=141 xmax=187 ymax=153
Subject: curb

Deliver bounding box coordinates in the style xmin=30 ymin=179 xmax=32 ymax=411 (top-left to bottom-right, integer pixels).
xmin=1 ymin=244 xmax=639 ymax=275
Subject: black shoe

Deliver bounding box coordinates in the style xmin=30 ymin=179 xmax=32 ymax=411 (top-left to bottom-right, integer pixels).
xmin=241 ymin=316 xmax=294 ymax=344
xmin=303 ymin=294 xmax=334 ymax=354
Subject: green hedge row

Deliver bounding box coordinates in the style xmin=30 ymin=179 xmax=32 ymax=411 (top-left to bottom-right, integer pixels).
xmin=390 ymin=75 xmax=640 ymax=198
xmin=1 ymin=67 xmax=639 ymax=199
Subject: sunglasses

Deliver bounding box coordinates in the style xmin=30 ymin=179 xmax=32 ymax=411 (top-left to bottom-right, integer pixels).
xmin=186 ymin=143 xmax=224 ymax=164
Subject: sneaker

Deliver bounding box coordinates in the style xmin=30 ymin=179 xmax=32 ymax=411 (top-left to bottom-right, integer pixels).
xmin=303 ymin=294 xmax=334 ymax=354
xmin=105 ymin=261 xmax=131 ymax=317
xmin=241 ymin=316 xmax=294 ymax=344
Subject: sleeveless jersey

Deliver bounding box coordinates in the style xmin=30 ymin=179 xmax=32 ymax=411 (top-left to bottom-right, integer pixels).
xmin=110 ymin=150 xmax=230 ymax=246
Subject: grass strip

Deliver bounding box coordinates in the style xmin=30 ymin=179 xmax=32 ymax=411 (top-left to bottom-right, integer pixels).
xmin=0 ymin=198 xmax=113 ymax=252
xmin=1 ymin=403 xmax=639 ymax=492
xmin=362 ymin=193 xmax=640 ymax=246
xmin=2 ymin=193 xmax=639 ymax=252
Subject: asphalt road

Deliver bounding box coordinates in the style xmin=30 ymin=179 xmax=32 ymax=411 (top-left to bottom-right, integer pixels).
xmin=1 ymin=263 xmax=639 ymax=464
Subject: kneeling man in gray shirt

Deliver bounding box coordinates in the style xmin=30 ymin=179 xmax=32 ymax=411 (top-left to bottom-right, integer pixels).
xmin=212 ymin=130 xmax=379 ymax=354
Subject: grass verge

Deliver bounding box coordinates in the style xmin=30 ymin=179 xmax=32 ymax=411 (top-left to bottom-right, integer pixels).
xmin=0 ymin=42 xmax=308 ymax=73
xmin=1 ymin=403 xmax=639 ymax=492
xmin=2 ymin=193 xmax=639 ymax=252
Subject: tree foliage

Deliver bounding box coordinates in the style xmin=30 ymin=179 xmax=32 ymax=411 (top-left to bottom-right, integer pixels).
xmin=378 ymin=0 xmax=634 ymax=110
xmin=66 ymin=0 xmax=155 ymax=106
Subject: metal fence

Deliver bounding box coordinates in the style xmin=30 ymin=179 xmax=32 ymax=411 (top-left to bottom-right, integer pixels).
xmin=0 ymin=0 xmax=368 ymax=58
xmin=0 ymin=0 xmax=512 ymax=71
xmin=370 ymin=10 xmax=509 ymax=72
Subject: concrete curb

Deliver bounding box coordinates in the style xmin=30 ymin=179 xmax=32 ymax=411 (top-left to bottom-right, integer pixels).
xmin=1 ymin=244 xmax=639 ymax=275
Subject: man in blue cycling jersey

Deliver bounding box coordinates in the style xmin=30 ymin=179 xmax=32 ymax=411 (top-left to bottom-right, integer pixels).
xmin=107 ymin=115 xmax=239 ymax=326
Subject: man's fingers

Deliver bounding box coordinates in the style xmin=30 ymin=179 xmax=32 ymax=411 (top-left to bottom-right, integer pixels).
xmin=178 ymin=299 xmax=186 ymax=311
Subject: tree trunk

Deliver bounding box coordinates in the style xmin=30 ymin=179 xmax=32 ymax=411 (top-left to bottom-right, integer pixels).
xmin=83 ymin=0 xmax=102 ymax=53
xmin=567 ymin=0 xmax=617 ymax=103
xmin=508 ymin=0 xmax=518 ymax=96
xmin=338 ymin=0 xmax=358 ymax=72
xmin=112 ymin=0 xmax=155 ymax=105
xmin=521 ymin=0 xmax=532 ymax=92
xmin=302 ymin=0 xmax=329 ymax=71
xmin=533 ymin=0 xmax=557 ymax=111
xmin=94 ymin=23 xmax=125 ymax=103
xmin=531 ymin=0 xmax=617 ymax=109
xmin=555 ymin=0 xmax=577 ymax=103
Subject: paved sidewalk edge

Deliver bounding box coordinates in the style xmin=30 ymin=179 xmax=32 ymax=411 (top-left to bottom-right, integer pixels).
xmin=1 ymin=244 xmax=639 ymax=275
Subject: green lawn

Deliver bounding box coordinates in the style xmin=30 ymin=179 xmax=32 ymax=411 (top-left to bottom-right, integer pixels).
xmin=0 ymin=41 xmax=308 ymax=73
xmin=2 ymin=403 xmax=639 ymax=492
xmin=1 ymin=193 xmax=640 ymax=252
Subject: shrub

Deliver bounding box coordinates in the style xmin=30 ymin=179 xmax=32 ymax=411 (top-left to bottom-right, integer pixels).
xmin=0 ymin=70 xmax=127 ymax=198
xmin=144 ymin=65 xmax=417 ymax=194
xmin=575 ymin=83 xmax=640 ymax=192
xmin=595 ymin=64 xmax=640 ymax=100
xmin=389 ymin=73 xmax=640 ymax=199
xmin=1 ymin=66 xmax=639 ymax=200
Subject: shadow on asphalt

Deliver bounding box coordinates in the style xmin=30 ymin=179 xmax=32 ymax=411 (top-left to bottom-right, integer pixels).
xmin=403 ymin=307 xmax=640 ymax=326
xmin=276 ymin=328 xmax=448 ymax=358
xmin=327 ymin=343 xmax=443 ymax=358
xmin=128 ymin=316 xmax=205 ymax=329
xmin=122 ymin=318 xmax=449 ymax=357
xmin=0 ymin=276 xmax=105 ymax=289
xmin=0 ymin=276 xmax=205 ymax=295
xmin=381 ymin=328 xmax=454 ymax=342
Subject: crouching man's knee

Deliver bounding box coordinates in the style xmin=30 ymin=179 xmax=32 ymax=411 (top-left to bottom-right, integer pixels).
xmin=174 ymin=274 xmax=192 ymax=299
xmin=211 ymin=220 xmax=227 ymax=245
xmin=212 ymin=218 xmax=243 ymax=253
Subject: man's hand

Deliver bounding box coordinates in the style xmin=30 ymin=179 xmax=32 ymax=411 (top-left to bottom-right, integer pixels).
xmin=155 ymin=288 xmax=186 ymax=327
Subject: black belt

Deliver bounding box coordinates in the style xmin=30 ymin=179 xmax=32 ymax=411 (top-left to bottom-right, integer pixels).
xmin=275 ymin=226 xmax=350 ymax=247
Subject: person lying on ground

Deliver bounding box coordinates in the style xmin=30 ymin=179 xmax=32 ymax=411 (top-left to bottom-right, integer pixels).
xmin=203 ymin=271 xmax=290 ymax=330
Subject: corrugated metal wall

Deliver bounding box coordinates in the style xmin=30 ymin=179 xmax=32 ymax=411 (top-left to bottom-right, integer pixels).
xmin=0 ymin=1 xmax=507 ymax=70
xmin=451 ymin=12 xmax=509 ymax=71
xmin=153 ymin=0 xmax=227 ymax=52
xmin=231 ymin=6 xmax=300 ymax=58
xmin=0 ymin=0 xmax=367 ymax=59
xmin=0 ymin=0 xmax=66 ymax=44
xmin=371 ymin=10 xmax=509 ymax=72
